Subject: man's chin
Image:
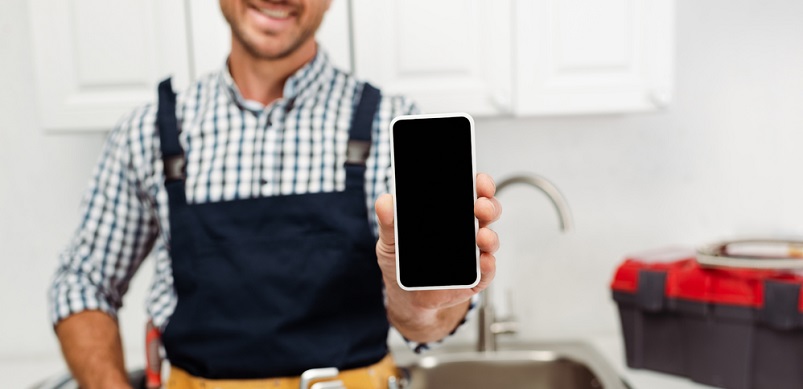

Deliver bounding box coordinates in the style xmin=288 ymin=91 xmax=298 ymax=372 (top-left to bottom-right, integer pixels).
xmin=239 ymin=38 xmax=296 ymax=60
xmin=251 ymin=47 xmax=296 ymax=60
xmin=231 ymin=26 xmax=313 ymax=61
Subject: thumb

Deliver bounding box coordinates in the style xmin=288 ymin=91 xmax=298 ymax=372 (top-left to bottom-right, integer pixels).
xmin=375 ymin=193 xmax=395 ymax=247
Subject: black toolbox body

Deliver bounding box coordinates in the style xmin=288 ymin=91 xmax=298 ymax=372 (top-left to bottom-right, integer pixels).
xmin=611 ymin=256 xmax=803 ymax=389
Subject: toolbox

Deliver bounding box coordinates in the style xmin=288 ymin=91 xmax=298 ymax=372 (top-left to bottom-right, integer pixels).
xmin=610 ymin=241 xmax=803 ymax=389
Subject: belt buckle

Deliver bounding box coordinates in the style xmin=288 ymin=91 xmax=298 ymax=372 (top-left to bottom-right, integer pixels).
xmin=299 ymin=367 xmax=345 ymax=389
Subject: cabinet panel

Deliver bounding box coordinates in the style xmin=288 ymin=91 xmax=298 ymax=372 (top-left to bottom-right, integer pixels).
xmin=351 ymin=0 xmax=512 ymax=116
xmin=514 ymin=0 xmax=674 ymax=115
xmin=29 ymin=0 xmax=191 ymax=131
xmin=72 ymin=2 xmax=150 ymax=86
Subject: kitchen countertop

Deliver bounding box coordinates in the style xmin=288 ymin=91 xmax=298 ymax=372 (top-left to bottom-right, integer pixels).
xmin=3 ymin=333 xmax=720 ymax=389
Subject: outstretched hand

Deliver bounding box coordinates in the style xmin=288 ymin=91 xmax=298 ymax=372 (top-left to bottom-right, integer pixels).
xmin=375 ymin=173 xmax=502 ymax=342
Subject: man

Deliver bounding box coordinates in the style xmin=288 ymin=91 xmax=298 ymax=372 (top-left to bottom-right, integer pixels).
xmin=48 ymin=1 xmax=502 ymax=388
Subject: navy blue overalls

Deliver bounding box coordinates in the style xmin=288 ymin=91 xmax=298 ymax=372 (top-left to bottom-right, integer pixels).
xmin=155 ymin=78 xmax=390 ymax=379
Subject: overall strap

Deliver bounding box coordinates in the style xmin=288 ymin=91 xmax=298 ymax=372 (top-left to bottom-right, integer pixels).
xmin=156 ymin=77 xmax=187 ymax=205
xmin=349 ymin=82 xmax=381 ymax=143
xmin=345 ymin=83 xmax=381 ymax=190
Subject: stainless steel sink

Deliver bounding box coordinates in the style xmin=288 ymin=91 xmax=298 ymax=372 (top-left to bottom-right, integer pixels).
xmin=391 ymin=175 xmax=629 ymax=388
xmin=395 ymin=341 xmax=630 ymax=389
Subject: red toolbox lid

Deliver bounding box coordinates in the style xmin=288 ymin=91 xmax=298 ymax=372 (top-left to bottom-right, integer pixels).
xmin=611 ymin=248 xmax=803 ymax=310
xmin=667 ymin=260 xmax=787 ymax=307
xmin=610 ymin=257 xmax=686 ymax=294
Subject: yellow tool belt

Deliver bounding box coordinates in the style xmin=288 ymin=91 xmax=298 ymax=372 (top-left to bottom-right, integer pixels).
xmin=166 ymin=354 xmax=401 ymax=389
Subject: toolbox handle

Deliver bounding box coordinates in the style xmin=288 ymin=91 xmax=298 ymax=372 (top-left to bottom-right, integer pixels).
xmin=696 ymin=239 xmax=803 ymax=270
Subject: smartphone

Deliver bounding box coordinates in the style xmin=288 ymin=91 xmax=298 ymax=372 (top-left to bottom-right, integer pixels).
xmin=389 ymin=112 xmax=480 ymax=291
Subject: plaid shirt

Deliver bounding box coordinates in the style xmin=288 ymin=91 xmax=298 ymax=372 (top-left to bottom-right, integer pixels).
xmin=48 ymin=48 xmax=475 ymax=353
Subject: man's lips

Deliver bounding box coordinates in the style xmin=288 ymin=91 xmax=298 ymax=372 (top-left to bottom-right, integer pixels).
xmin=245 ymin=3 xmax=297 ymax=33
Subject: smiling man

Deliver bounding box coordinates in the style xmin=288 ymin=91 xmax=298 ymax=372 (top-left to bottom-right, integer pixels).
xmin=49 ymin=1 xmax=502 ymax=388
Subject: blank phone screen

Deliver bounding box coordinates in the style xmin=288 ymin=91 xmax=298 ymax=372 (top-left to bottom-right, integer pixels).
xmin=392 ymin=115 xmax=479 ymax=288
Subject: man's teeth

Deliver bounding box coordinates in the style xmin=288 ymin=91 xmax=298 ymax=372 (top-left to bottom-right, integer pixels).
xmin=259 ymin=8 xmax=290 ymax=18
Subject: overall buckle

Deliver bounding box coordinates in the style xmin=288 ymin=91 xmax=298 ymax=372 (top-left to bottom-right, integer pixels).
xmin=299 ymin=367 xmax=345 ymax=389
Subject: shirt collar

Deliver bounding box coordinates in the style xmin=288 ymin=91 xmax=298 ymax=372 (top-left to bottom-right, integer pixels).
xmin=218 ymin=46 xmax=332 ymax=113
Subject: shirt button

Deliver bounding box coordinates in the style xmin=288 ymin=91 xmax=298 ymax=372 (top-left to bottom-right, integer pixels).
xmin=260 ymin=178 xmax=268 ymax=185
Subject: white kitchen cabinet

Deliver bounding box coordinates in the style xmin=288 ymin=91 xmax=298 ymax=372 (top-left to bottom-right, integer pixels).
xmin=28 ymin=0 xmax=192 ymax=132
xmin=514 ymin=0 xmax=674 ymax=116
xmin=29 ymin=1 xmax=352 ymax=132
xmin=351 ymin=0 xmax=674 ymax=117
xmin=29 ymin=0 xmax=673 ymax=132
xmin=351 ymin=0 xmax=513 ymax=116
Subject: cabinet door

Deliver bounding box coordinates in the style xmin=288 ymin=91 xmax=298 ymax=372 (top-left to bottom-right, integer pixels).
xmin=29 ymin=0 xmax=192 ymax=132
xmin=188 ymin=0 xmax=353 ymax=81
xmin=351 ymin=0 xmax=513 ymax=116
xmin=514 ymin=0 xmax=674 ymax=115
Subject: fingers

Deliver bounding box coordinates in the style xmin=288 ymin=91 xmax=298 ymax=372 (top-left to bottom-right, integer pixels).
xmin=474 ymin=251 xmax=496 ymax=292
xmin=476 ymin=226 xmax=499 ymax=255
xmin=475 ymin=173 xmax=502 ymax=227
xmin=476 ymin=173 xmax=496 ymax=199
xmin=475 ymin=197 xmax=501 ymax=227
xmin=474 ymin=174 xmax=500 ymax=293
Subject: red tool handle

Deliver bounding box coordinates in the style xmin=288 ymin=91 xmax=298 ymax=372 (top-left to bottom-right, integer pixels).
xmin=145 ymin=321 xmax=163 ymax=389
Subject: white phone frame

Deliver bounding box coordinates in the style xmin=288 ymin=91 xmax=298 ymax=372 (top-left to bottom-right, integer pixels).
xmin=389 ymin=112 xmax=480 ymax=291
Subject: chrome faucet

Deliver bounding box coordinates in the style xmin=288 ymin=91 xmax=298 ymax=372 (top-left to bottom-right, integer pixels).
xmin=477 ymin=173 xmax=573 ymax=352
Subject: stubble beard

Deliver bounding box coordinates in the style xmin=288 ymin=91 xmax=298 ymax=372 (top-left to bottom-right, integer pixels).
xmin=231 ymin=24 xmax=315 ymax=61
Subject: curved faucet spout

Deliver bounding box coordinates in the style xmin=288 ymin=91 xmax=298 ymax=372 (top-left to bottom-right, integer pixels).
xmin=495 ymin=174 xmax=573 ymax=232
xmin=478 ymin=172 xmax=573 ymax=352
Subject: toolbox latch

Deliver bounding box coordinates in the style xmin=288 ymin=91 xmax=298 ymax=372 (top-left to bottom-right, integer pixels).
xmin=636 ymin=270 xmax=667 ymax=312
xmin=760 ymin=280 xmax=801 ymax=330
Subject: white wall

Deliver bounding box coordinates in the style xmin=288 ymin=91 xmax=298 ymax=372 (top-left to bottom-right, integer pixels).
xmin=0 ymin=0 xmax=157 ymax=376
xmin=2 ymin=0 xmax=803 ymax=384
xmin=475 ymin=0 xmax=803 ymax=341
